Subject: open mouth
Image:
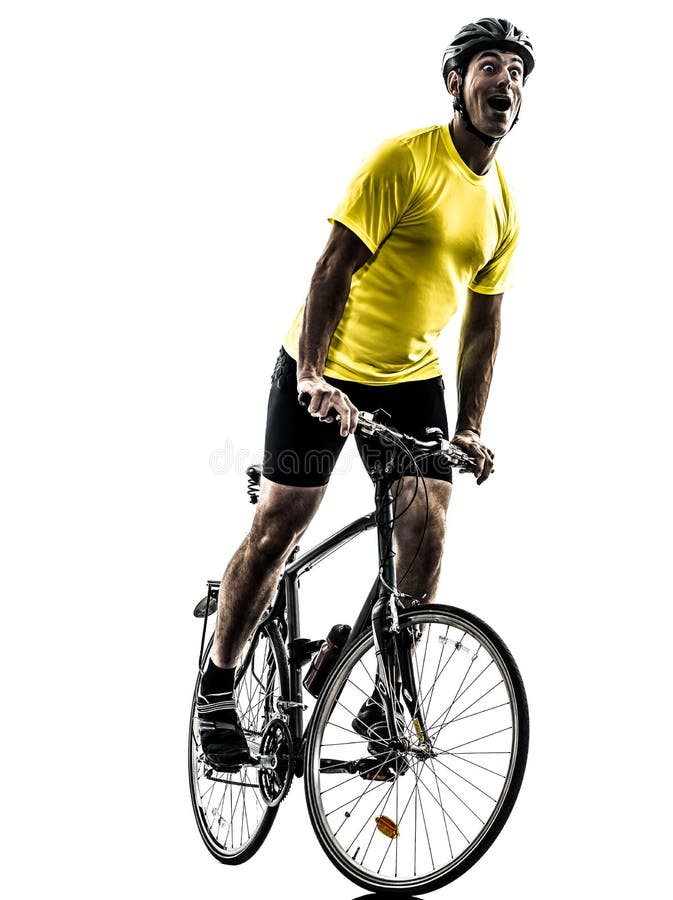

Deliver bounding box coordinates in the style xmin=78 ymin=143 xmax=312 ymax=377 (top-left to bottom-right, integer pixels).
xmin=487 ymin=96 xmax=512 ymax=112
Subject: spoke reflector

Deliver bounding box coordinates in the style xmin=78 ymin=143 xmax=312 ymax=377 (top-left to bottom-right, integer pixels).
xmin=376 ymin=815 xmax=400 ymax=839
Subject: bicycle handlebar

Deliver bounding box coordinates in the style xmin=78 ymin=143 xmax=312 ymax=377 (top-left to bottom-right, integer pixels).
xmin=297 ymin=393 xmax=475 ymax=469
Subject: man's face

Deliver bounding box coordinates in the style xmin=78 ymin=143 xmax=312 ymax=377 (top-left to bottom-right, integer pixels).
xmin=457 ymin=49 xmax=525 ymax=139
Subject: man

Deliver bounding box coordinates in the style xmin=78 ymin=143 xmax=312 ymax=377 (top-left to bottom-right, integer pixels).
xmin=197 ymin=18 xmax=535 ymax=770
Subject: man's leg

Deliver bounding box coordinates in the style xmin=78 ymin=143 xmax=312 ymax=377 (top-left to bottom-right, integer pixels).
xmin=393 ymin=477 xmax=452 ymax=604
xmin=213 ymin=476 xmax=327 ymax=667
xmin=198 ymin=476 xmax=326 ymax=770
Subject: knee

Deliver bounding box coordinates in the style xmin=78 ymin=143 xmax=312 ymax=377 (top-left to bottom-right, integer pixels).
xmin=248 ymin=521 xmax=300 ymax=566
xmin=398 ymin=523 xmax=445 ymax=577
xmin=419 ymin=530 xmax=445 ymax=568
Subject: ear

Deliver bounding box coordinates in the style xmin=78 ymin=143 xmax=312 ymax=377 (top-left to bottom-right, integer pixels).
xmin=446 ymin=69 xmax=461 ymax=97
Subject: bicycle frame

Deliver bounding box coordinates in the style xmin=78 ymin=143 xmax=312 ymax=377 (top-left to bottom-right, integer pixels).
xmin=245 ymin=470 xmax=429 ymax=766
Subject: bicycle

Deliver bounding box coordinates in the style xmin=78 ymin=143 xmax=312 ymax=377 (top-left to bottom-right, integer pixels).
xmin=188 ymin=407 xmax=529 ymax=894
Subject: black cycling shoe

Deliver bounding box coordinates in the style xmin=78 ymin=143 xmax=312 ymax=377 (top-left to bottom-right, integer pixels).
xmin=352 ymin=691 xmax=406 ymax=756
xmin=196 ymin=692 xmax=251 ymax=772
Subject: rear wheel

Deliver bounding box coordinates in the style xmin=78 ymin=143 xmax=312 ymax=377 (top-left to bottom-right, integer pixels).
xmin=189 ymin=621 xmax=289 ymax=863
xmin=304 ymin=605 xmax=529 ymax=894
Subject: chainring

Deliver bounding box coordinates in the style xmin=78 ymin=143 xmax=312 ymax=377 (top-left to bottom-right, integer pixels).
xmin=258 ymin=717 xmax=294 ymax=807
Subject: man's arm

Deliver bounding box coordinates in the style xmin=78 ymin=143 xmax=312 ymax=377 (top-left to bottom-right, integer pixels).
xmin=453 ymin=289 xmax=503 ymax=484
xmin=297 ymin=222 xmax=372 ymax=436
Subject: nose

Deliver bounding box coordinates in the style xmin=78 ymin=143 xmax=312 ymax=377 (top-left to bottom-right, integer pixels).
xmin=496 ymin=70 xmax=514 ymax=91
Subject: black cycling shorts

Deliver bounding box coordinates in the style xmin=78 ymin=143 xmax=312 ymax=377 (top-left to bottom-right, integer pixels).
xmin=262 ymin=347 xmax=452 ymax=487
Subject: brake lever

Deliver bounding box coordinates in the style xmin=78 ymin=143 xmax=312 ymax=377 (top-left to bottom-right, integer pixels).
xmin=444 ymin=442 xmax=477 ymax=468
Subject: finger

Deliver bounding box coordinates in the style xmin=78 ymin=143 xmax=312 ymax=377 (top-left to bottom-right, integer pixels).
xmin=316 ymin=392 xmax=339 ymax=418
xmin=346 ymin=398 xmax=359 ymax=434
xmin=470 ymin=446 xmax=485 ymax=480
xmin=477 ymin=454 xmax=494 ymax=484
xmin=337 ymin=396 xmax=359 ymax=437
xmin=307 ymin=390 xmax=325 ymax=415
xmin=337 ymin=403 xmax=351 ymax=437
xmin=475 ymin=443 xmax=495 ymax=484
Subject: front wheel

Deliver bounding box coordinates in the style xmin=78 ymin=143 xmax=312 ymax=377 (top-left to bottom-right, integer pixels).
xmin=304 ymin=605 xmax=529 ymax=894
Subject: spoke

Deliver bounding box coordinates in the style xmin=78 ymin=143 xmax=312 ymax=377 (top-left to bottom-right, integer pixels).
xmin=244 ymin=768 xmax=266 ymax=815
xmin=426 ymin=679 xmax=504 ymax=742
xmin=240 ymin=782 xmax=248 ymax=846
xmin=452 ymin=659 xmax=494 ymax=707
xmin=395 ymin=758 xmax=399 ymax=876
xmin=430 ymin=680 xmax=504 ymax=735
xmin=416 ymin=765 xmax=470 ymax=844
xmin=243 ymin=664 xmax=254 ymax=720
xmin=417 ymin=772 xmax=435 ymax=869
xmin=217 ymin=782 xmax=234 ymax=844
xmin=321 ymin=740 xmax=371 ymax=748
xmin=420 ymin=625 xmax=454 ymax=725
xmin=376 ymin=761 xmax=427 ymax=875
xmin=359 ymin=779 xmax=398 ymax=868
xmin=414 ymin=766 xmax=418 ymax=876
xmin=242 ymin=674 xmax=269 ymax=724
xmin=412 ymin=629 xmax=471 ymax=730
xmin=335 ymin=696 xmax=364 ymax=723
xmin=324 ymin=720 xmax=369 ymax=740
xmin=221 ymin=766 xmax=252 ymax=849
xmin=228 ymin=782 xmax=233 ymax=846
xmin=346 ymin=676 xmax=374 ymax=702
xmin=424 ymin=650 xmax=484 ymax=735
xmin=440 ymin=752 xmax=507 ymax=778
xmin=445 ymin=726 xmax=512 ymax=753
xmin=198 ymin=779 xmax=217 ymax=805
xmin=439 ymin=750 xmax=510 ymax=755
xmin=449 ymin=700 xmax=510 ymax=725
xmin=344 ymin=774 xmax=399 ymax=848
xmin=358 ymin=658 xmax=377 ymax=691
xmin=430 ymin=753 xmax=498 ymax=803
xmin=431 ymin=756 xmax=453 ymax=858
xmin=422 ymin=760 xmax=486 ymax=825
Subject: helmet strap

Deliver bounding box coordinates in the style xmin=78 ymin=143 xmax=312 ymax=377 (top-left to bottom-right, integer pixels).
xmin=457 ymin=84 xmax=500 ymax=147
xmin=453 ymin=78 xmax=519 ymax=148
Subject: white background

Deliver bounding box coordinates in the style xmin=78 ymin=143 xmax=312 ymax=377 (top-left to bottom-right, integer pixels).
xmin=2 ymin=1 xmax=671 ymax=897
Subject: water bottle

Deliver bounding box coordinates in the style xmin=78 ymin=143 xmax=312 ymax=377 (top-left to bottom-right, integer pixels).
xmin=303 ymin=624 xmax=351 ymax=698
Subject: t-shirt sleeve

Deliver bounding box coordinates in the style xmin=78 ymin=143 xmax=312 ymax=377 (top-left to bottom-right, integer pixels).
xmin=469 ymin=200 xmax=520 ymax=295
xmin=328 ymin=139 xmax=417 ymax=254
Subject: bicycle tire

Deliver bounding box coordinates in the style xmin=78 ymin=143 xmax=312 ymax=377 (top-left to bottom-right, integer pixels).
xmin=304 ymin=604 xmax=529 ymax=894
xmin=189 ymin=620 xmax=290 ymax=864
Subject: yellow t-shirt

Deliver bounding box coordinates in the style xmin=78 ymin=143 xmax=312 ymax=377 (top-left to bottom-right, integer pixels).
xmin=283 ymin=123 xmax=519 ymax=385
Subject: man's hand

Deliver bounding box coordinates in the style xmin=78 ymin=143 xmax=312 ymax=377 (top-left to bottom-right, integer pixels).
xmin=451 ymin=429 xmax=495 ymax=485
xmin=297 ymin=376 xmax=359 ymax=438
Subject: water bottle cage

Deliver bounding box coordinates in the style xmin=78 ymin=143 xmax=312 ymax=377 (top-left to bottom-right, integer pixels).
xmin=288 ymin=638 xmax=325 ymax=667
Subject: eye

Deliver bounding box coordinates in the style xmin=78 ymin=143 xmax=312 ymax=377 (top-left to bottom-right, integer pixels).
xmin=510 ymin=68 xmax=522 ymax=81
xmin=482 ymin=63 xmax=495 ymax=74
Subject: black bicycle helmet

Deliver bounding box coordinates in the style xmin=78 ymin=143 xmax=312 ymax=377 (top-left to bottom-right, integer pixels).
xmin=441 ymin=18 xmax=534 ymax=147
xmin=442 ymin=17 xmax=534 ymax=84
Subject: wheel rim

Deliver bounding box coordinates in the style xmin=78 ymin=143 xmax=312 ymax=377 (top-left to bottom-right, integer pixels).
xmin=308 ymin=610 xmax=524 ymax=888
xmin=189 ymin=631 xmax=279 ymax=857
